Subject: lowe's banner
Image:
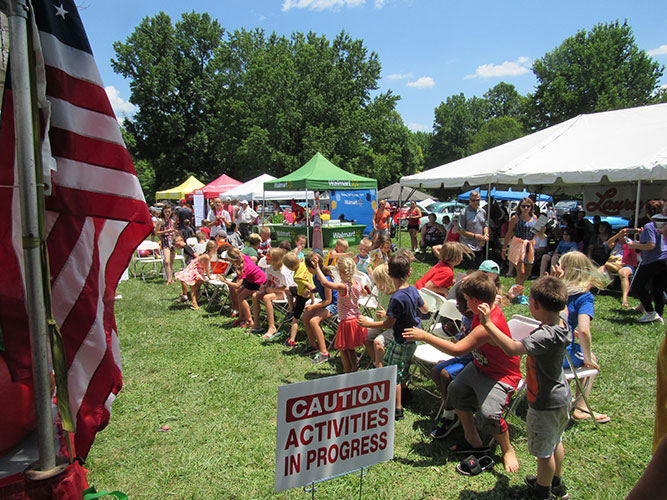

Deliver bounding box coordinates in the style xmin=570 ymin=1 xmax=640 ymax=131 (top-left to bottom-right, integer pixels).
xmin=330 ymin=190 xmax=376 ymax=235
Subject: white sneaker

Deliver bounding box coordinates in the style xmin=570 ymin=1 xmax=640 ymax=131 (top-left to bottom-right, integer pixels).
xmin=638 ymin=311 xmax=664 ymax=324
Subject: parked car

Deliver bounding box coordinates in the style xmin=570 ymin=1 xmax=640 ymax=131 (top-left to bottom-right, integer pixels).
xmin=418 ymin=201 xmax=467 ymax=227
xmin=554 ymin=200 xmax=583 ymax=216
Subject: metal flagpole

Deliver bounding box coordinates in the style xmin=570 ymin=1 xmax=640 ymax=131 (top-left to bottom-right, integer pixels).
xmin=397 ymin=186 xmax=403 ymax=248
xmin=5 ymin=0 xmax=56 ymax=472
xmin=486 ymin=182 xmax=492 ymax=259
xmin=634 ymin=180 xmax=641 ymax=228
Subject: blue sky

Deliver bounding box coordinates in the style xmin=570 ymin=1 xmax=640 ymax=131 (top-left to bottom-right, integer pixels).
xmin=78 ymin=0 xmax=667 ymax=132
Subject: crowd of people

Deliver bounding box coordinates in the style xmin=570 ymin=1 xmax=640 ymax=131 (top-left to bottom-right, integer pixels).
xmin=145 ymin=192 xmax=667 ymax=500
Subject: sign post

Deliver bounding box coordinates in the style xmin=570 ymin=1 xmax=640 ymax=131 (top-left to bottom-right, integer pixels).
xmin=275 ymin=367 xmax=396 ymax=494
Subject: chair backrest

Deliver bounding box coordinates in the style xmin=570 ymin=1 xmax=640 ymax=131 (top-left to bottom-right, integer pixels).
xmin=439 ymin=299 xmax=462 ymax=322
xmin=328 ymin=266 xmax=341 ymax=283
xmin=186 ymin=237 xmax=197 ymax=247
xmin=418 ymin=288 xmax=446 ymax=332
xmin=507 ymin=314 xmax=540 ymax=341
xmin=136 ymin=240 xmax=161 ymax=258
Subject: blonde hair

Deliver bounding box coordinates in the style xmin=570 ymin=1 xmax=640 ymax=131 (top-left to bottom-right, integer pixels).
xmin=559 ymin=251 xmax=608 ymax=294
xmin=269 ymin=247 xmax=286 ymax=267
xmin=247 ymin=233 xmax=261 ymax=246
xmin=225 ymin=247 xmax=243 ymax=265
xmin=260 ymin=226 xmax=271 ymax=237
xmin=360 ymin=237 xmax=372 ymax=248
xmin=205 ymin=240 xmax=217 ymax=253
xmin=439 ymin=242 xmax=464 ymax=266
xmin=371 ymin=263 xmax=398 ymax=294
xmin=336 ymin=256 xmax=356 ymax=284
xmin=335 ymin=238 xmax=349 ymax=250
xmin=283 ymin=252 xmax=300 ymax=270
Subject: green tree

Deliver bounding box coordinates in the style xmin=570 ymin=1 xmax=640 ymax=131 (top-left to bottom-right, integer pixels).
xmin=429 ymin=93 xmax=487 ymax=166
xmin=467 ymin=116 xmax=526 ymax=155
xmin=529 ymin=20 xmax=664 ymax=128
xmin=483 ymin=82 xmax=527 ymax=120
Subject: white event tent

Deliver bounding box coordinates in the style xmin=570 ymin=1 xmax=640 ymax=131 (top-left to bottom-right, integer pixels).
xmin=222 ymin=173 xmax=315 ymax=202
xmin=401 ymin=103 xmax=667 ymax=188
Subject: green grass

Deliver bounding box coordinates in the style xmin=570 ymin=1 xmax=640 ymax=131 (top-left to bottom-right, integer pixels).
xmin=86 ymin=239 xmax=664 ymax=499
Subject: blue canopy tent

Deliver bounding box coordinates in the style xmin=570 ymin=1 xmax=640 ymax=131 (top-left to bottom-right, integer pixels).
xmin=458 ymin=187 xmax=552 ymax=202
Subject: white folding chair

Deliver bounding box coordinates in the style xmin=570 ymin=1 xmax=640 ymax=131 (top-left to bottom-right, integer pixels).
xmin=431 ymin=299 xmax=463 ymax=338
xmin=418 ymin=288 xmax=446 ymax=333
xmin=132 ymin=241 xmax=162 ymax=280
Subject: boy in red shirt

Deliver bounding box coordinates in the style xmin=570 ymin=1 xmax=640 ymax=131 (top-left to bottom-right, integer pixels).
xmin=415 ymin=242 xmax=464 ymax=296
xmin=404 ymin=271 xmax=522 ymax=473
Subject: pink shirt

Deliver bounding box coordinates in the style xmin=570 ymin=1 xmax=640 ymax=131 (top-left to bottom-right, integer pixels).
xmin=240 ymin=254 xmax=266 ymax=285
xmin=337 ymin=281 xmax=363 ymax=321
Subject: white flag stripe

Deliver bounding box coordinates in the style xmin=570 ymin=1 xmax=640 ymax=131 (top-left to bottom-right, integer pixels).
xmin=53 ymin=157 xmax=146 ymax=201
xmin=51 ymin=218 xmax=95 ymax=326
xmin=49 ymin=97 xmax=123 ymax=145
xmin=45 ymin=210 xmax=60 ymax=240
xmin=39 ymin=30 xmax=104 ymax=87
xmin=67 ymin=220 xmax=122 ymax=422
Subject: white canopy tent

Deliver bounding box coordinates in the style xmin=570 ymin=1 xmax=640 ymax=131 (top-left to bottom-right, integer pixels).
xmin=401 ymin=103 xmax=667 ymax=190
xmin=222 ymin=173 xmax=315 ymax=201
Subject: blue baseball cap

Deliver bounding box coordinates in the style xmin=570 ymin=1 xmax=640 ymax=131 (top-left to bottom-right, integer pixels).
xmin=479 ymin=260 xmax=500 ymax=275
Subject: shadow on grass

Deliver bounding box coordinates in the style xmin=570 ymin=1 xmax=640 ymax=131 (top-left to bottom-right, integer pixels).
xmin=457 ymin=473 xmax=512 ymax=500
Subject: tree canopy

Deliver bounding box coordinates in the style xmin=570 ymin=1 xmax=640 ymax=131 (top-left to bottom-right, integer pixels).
xmin=529 ymin=20 xmax=664 ymax=129
xmin=113 ymin=12 xmax=420 ymax=193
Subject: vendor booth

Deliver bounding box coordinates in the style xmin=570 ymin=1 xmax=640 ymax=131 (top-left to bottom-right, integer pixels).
xmin=263 ymin=153 xmax=377 ymax=247
xmin=197 ymin=173 xmax=242 ymax=199
xmin=155 ymin=175 xmax=204 ymax=200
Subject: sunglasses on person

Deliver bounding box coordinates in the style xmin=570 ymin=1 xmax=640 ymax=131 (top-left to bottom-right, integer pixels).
xmin=469 ymin=198 xmax=481 ymax=202
xmin=521 ymin=204 xmax=531 ymax=208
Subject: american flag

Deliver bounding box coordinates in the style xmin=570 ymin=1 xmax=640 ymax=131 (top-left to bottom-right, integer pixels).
xmin=0 ymin=0 xmax=152 ymax=459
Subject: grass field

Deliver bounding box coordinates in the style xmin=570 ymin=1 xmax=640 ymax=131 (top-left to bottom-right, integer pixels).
xmin=85 ymin=242 xmax=665 ymax=499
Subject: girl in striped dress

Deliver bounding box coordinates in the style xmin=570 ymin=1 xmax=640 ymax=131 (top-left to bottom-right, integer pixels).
xmin=313 ymin=255 xmax=367 ymax=373
xmin=501 ymin=197 xmax=538 ymax=303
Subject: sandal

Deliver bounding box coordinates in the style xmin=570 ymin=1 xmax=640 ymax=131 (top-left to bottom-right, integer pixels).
xmin=449 ymin=438 xmax=490 ymax=455
xmin=174 ymin=294 xmax=188 ymax=303
xmin=189 ymin=304 xmax=200 ymax=310
xmin=456 ymin=455 xmax=494 ymax=476
xmin=232 ymin=319 xmax=243 ymax=326
xmin=573 ymin=411 xmax=610 ymax=424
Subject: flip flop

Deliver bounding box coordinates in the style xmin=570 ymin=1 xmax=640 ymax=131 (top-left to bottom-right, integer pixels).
xmin=250 ymin=327 xmax=265 ymax=335
xmin=232 ymin=319 xmax=243 ymax=326
xmin=573 ymin=411 xmax=611 ymax=424
xmin=189 ymin=305 xmax=200 ymax=310
xmin=261 ymin=331 xmax=282 ymax=341
xmin=456 ymin=455 xmax=494 ymax=476
xmin=449 ymin=438 xmax=490 ymax=455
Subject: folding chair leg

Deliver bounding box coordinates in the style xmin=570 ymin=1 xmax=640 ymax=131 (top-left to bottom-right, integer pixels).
xmin=565 ymin=352 xmax=598 ymax=428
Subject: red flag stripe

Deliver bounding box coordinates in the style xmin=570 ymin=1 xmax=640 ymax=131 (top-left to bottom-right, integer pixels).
xmin=45 ymin=213 xmax=86 ymax=288
xmin=45 ymin=186 xmax=153 ymax=223
xmin=39 ymin=30 xmax=104 ymax=87
xmin=49 ymin=127 xmax=136 ymax=174
xmin=45 ymin=65 xmax=114 ymax=117
xmin=49 ymin=97 xmax=123 ymax=145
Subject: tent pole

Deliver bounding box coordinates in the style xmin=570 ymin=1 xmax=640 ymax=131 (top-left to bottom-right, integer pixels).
xmin=397 ymin=186 xmax=403 ymax=248
xmin=486 ymin=182 xmax=491 ymax=259
xmin=634 ymin=181 xmax=642 ymax=228
xmin=7 ymin=0 xmax=56 ymax=471
xmin=306 ymin=190 xmax=310 ymax=247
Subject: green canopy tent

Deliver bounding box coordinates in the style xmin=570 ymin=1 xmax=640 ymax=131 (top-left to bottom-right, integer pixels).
xmin=263 ymin=153 xmax=378 ymax=245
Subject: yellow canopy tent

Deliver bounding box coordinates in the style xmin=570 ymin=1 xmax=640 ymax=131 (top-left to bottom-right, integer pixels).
xmin=155 ymin=176 xmax=204 ymax=200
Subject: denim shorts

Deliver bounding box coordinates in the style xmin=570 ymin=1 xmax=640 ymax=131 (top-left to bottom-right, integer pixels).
xmin=325 ymin=303 xmax=338 ymax=316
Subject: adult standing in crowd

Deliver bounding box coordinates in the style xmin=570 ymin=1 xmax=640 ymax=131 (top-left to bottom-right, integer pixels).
xmin=372 ymin=199 xmax=391 ymax=239
xmin=406 ymin=200 xmax=422 ymax=252
xmin=175 ymin=198 xmax=194 ymax=232
xmin=501 ymin=197 xmax=537 ymax=304
xmin=203 ymin=197 xmax=231 ymax=240
xmin=155 ymin=205 xmax=177 ymax=285
xmin=222 ymin=197 xmax=234 ymax=220
xmin=457 ymin=190 xmax=488 ymax=268
xmin=239 ymin=200 xmax=258 ymax=241
xmin=628 ymin=200 xmax=667 ymax=324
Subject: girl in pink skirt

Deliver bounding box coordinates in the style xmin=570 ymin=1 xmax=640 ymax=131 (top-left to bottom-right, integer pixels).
xmin=174 ymin=240 xmax=217 ymax=310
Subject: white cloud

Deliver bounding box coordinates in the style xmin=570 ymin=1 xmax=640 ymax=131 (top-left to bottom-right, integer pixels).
xmin=374 ymin=0 xmax=386 ymax=7
xmin=105 ymin=86 xmax=137 ymax=121
xmin=407 ymin=76 xmax=435 ymax=89
xmin=282 ymin=0 xmax=365 ymax=11
xmin=386 ymin=72 xmax=413 ymax=80
xmin=648 ymin=44 xmax=667 ymax=56
xmin=408 ymin=122 xmax=429 ymax=131
xmin=465 ymin=56 xmax=531 ymax=79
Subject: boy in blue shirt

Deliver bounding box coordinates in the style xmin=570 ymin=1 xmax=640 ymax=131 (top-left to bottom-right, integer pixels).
xmin=359 ymin=254 xmax=429 ymax=420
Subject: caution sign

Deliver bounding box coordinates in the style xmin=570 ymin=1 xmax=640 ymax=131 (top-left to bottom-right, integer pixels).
xmin=275 ymin=367 xmax=396 ymax=493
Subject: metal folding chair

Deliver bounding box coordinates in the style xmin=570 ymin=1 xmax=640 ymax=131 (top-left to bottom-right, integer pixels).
xmin=132 ymin=241 xmax=162 ymax=280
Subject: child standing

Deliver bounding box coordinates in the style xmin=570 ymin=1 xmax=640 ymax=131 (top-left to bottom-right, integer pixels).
xmin=314 ymin=256 xmax=367 ymax=373
xmin=252 ymin=248 xmax=294 ymax=339
xmin=477 ymin=276 xmax=571 ymax=500
xmin=302 ymin=254 xmax=338 ymax=364
xmin=223 ymin=247 xmax=266 ymax=329
xmin=359 ymin=254 xmax=429 ymax=420
xmin=354 ymin=238 xmax=373 ymax=275
xmin=258 ymin=226 xmax=272 ymax=258
xmin=363 ymin=263 xmax=397 ymax=369
xmin=404 ymin=271 xmax=522 ymax=472
xmin=174 ymin=240 xmax=217 ymax=310
xmin=284 ymin=252 xmax=316 ymax=349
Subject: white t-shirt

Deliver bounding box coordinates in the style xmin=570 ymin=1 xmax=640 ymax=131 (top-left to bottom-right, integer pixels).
xmin=206 ymin=208 xmax=230 ymax=238
xmin=265 ymin=265 xmax=295 ymax=289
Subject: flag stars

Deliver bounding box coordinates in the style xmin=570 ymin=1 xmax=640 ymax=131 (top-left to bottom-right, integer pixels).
xmin=54 ymin=4 xmax=68 ymax=19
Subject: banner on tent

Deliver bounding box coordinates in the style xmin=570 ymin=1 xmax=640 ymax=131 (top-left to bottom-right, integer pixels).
xmin=330 ymin=190 xmax=376 ymax=234
xmin=583 ymin=184 xmax=665 ymax=218
xmin=274 ymin=367 xmax=396 ymax=493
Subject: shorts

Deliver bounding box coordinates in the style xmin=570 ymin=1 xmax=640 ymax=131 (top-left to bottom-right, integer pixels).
xmin=621 ymin=265 xmax=635 ymax=274
xmin=407 ymin=223 xmax=420 ymax=231
xmin=293 ymin=294 xmax=309 ymax=320
xmin=325 ymin=303 xmax=338 ymax=316
xmin=383 ymin=340 xmax=417 ymax=384
xmin=563 ymin=342 xmax=583 ymax=369
xmin=434 ymin=353 xmax=474 ymax=379
xmin=242 ymin=279 xmax=261 ymax=291
xmin=448 ymin=363 xmax=515 ymax=435
xmin=367 ymin=328 xmax=393 ymax=348
xmin=526 ymin=406 xmax=570 ymax=458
